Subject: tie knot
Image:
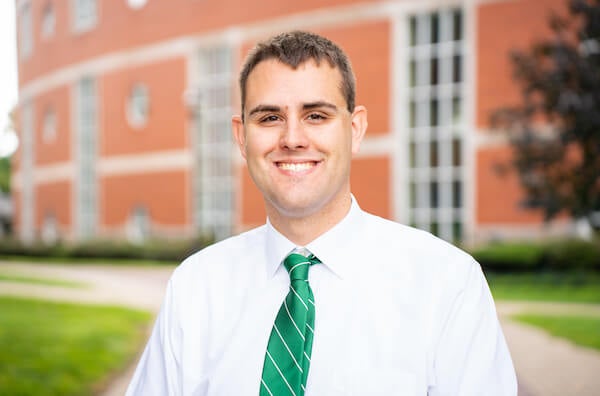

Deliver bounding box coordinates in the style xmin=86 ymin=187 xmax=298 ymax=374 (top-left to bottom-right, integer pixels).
xmin=283 ymin=253 xmax=320 ymax=281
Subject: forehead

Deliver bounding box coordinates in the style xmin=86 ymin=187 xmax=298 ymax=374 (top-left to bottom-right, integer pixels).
xmin=244 ymin=59 xmax=344 ymax=108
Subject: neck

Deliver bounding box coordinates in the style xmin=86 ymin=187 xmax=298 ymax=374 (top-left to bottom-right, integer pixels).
xmin=267 ymin=194 xmax=352 ymax=246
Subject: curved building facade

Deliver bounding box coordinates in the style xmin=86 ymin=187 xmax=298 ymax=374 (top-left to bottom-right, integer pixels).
xmin=13 ymin=0 xmax=570 ymax=245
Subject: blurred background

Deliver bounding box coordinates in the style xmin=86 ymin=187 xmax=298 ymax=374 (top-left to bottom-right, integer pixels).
xmin=0 ymin=0 xmax=598 ymax=395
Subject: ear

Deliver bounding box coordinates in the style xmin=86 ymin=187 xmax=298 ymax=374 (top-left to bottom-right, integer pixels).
xmin=350 ymin=105 xmax=368 ymax=155
xmin=232 ymin=115 xmax=247 ymax=160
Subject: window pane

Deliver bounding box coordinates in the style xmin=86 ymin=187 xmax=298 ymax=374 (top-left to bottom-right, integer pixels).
xmin=453 ymin=221 xmax=463 ymax=242
xmin=430 ymin=99 xmax=438 ymax=126
xmin=430 ymin=13 xmax=439 ymax=44
xmin=431 ymin=221 xmax=439 ymax=236
xmin=452 ymin=138 xmax=461 ymax=166
xmin=430 ymin=57 xmax=439 ymax=86
xmin=409 ymin=100 xmax=416 ymax=128
xmin=410 ymin=141 xmax=416 ymax=167
xmin=453 ymin=55 xmax=462 ymax=83
xmin=409 ymin=17 xmax=417 ymax=46
xmin=453 ymin=10 xmax=463 ymax=41
xmin=430 ymin=182 xmax=439 ymax=208
xmin=453 ymin=180 xmax=462 ymax=208
xmin=429 ymin=140 xmax=438 ymax=167
xmin=452 ymin=97 xmax=462 ymax=124
xmin=409 ymin=60 xmax=417 ymax=87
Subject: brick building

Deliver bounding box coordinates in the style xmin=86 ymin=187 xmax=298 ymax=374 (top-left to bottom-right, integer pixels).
xmin=13 ymin=0 xmax=572 ymax=245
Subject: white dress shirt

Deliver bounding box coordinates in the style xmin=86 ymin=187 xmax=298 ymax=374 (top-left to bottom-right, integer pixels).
xmin=127 ymin=199 xmax=517 ymax=395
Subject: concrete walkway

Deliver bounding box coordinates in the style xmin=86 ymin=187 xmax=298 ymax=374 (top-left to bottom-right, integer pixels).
xmin=1 ymin=261 xmax=600 ymax=395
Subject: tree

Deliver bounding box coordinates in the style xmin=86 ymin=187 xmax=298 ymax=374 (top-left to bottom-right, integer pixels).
xmin=491 ymin=0 xmax=600 ymax=237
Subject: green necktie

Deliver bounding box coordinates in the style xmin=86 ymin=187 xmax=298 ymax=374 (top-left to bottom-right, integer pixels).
xmin=260 ymin=252 xmax=321 ymax=396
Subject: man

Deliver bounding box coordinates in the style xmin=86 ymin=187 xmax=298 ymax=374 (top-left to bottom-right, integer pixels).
xmin=127 ymin=31 xmax=517 ymax=395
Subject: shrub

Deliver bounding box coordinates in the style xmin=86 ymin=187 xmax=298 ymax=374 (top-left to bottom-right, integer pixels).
xmin=0 ymin=234 xmax=214 ymax=264
xmin=471 ymin=239 xmax=600 ymax=273
xmin=471 ymin=242 xmax=545 ymax=272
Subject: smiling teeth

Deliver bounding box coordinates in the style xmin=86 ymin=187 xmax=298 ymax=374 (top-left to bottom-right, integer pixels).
xmin=278 ymin=162 xmax=315 ymax=171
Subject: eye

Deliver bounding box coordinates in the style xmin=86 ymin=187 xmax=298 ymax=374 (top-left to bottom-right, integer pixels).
xmin=306 ymin=112 xmax=327 ymax=122
xmin=259 ymin=114 xmax=281 ymax=123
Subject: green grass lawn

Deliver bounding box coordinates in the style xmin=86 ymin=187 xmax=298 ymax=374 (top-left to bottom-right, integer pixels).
xmin=486 ymin=272 xmax=600 ymax=303
xmin=0 ymin=273 xmax=86 ymax=288
xmin=0 ymin=296 xmax=152 ymax=395
xmin=513 ymin=313 xmax=600 ymax=351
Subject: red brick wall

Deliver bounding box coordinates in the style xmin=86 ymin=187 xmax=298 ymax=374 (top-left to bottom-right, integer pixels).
xmin=351 ymin=157 xmax=390 ymax=218
xmin=19 ymin=0 xmax=379 ymax=84
xmin=100 ymin=170 xmax=190 ymax=227
xmin=476 ymin=146 xmax=544 ymax=224
xmin=101 ymin=58 xmax=187 ymax=156
xmin=35 ymin=181 xmax=72 ymax=229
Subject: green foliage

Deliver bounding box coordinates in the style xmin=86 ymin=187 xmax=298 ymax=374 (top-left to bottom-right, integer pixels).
xmin=471 ymin=239 xmax=600 ymax=272
xmin=513 ymin=313 xmax=600 ymax=350
xmin=0 ymin=157 xmax=9 ymax=193
xmin=0 ymin=296 xmax=151 ymax=395
xmin=0 ymin=234 xmax=214 ymax=264
xmin=471 ymin=242 xmax=545 ymax=272
xmin=487 ymin=272 xmax=600 ymax=303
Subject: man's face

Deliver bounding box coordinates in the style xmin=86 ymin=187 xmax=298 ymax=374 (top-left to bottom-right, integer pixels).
xmin=233 ymin=59 xmax=367 ymax=221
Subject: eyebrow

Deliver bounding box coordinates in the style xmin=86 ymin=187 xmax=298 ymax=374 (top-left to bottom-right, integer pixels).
xmin=247 ymin=101 xmax=338 ymax=118
xmin=302 ymin=101 xmax=338 ymax=112
xmin=248 ymin=105 xmax=281 ymax=118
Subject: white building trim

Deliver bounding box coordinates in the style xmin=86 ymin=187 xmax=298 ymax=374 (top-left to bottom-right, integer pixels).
xmin=98 ymin=150 xmax=193 ymax=176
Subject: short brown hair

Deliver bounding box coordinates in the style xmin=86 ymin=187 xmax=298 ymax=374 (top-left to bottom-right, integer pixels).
xmin=239 ymin=31 xmax=356 ymax=118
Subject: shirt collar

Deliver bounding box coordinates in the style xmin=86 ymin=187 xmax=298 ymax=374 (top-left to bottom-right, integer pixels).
xmin=264 ymin=196 xmax=364 ymax=280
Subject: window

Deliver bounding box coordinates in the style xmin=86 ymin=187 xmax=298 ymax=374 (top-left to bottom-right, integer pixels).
xmin=19 ymin=2 xmax=33 ymax=59
xmin=42 ymin=107 xmax=57 ymax=143
xmin=127 ymin=0 xmax=148 ymax=9
xmin=72 ymin=0 xmax=97 ymax=32
xmin=41 ymin=2 xmax=56 ymax=39
xmin=42 ymin=213 xmax=59 ymax=244
xmin=193 ymin=46 xmax=234 ymax=241
xmin=406 ymin=8 xmax=465 ymax=243
xmin=127 ymin=206 xmax=150 ymax=243
xmin=126 ymin=83 xmax=149 ymax=128
xmin=75 ymin=77 xmax=98 ymax=239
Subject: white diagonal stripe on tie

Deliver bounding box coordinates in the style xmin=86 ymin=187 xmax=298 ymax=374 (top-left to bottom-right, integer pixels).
xmin=266 ymin=350 xmax=297 ymax=396
xmin=288 ymin=261 xmax=310 ymax=274
xmin=284 ymin=299 xmax=305 ymax=340
xmin=261 ymin=379 xmax=275 ymax=396
xmin=290 ymin=286 xmax=309 ymax=310
xmin=274 ymin=324 xmax=303 ymax=372
xmin=306 ymin=323 xmax=314 ymax=333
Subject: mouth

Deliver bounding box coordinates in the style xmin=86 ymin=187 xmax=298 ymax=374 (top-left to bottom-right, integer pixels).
xmin=275 ymin=161 xmax=321 ymax=173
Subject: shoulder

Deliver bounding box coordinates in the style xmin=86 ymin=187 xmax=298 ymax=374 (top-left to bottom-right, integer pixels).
xmin=359 ymin=210 xmax=479 ymax=285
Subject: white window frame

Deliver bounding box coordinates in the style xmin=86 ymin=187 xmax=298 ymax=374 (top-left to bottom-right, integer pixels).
xmin=126 ymin=83 xmax=150 ymax=129
xmin=19 ymin=1 xmax=33 ymax=59
xmin=71 ymin=0 xmax=97 ymax=33
xmin=403 ymin=7 xmax=466 ymax=243
xmin=75 ymin=76 xmax=98 ymax=240
xmin=42 ymin=106 xmax=57 ymax=143
xmin=41 ymin=2 xmax=56 ymax=39
xmin=192 ymin=46 xmax=234 ymax=241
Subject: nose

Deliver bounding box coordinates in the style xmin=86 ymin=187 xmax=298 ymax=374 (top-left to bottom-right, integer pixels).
xmin=280 ymin=118 xmax=309 ymax=150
